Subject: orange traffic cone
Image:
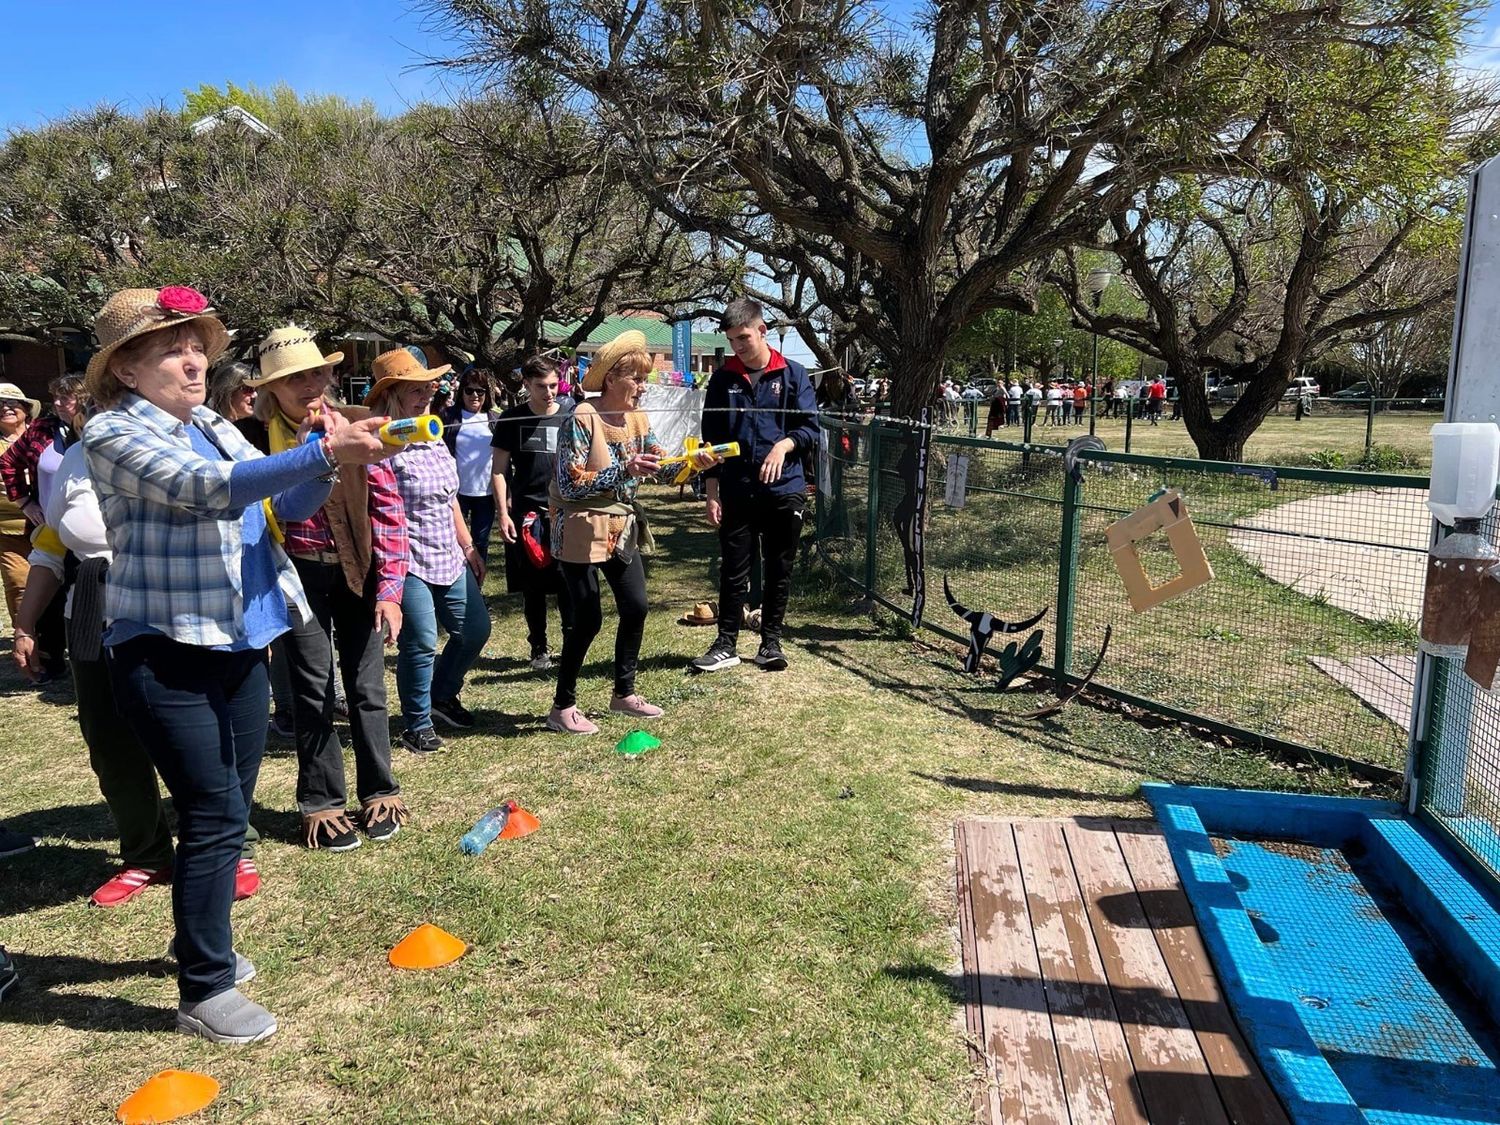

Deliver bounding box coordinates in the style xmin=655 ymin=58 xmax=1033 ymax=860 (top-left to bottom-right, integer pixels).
xmin=389 ymin=923 xmax=467 ymax=970
xmin=500 ymin=803 xmax=540 ymax=840
xmin=117 ymin=1070 xmax=219 ymax=1124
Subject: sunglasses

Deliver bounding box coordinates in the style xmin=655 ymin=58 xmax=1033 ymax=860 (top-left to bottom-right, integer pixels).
xmin=0 ymin=401 xmax=25 ymax=411
xmin=462 ymin=385 xmax=486 ymax=395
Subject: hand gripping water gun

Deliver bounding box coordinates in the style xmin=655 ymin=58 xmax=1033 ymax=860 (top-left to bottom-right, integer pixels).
xmin=302 ymin=413 xmax=445 ymax=447
xmin=659 ymin=438 xmax=741 ymax=485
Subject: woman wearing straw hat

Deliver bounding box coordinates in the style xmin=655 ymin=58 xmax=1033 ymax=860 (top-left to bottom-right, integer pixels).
xmin=247 ymin=326 xmax=412 ymax=854
xmin=81 ymin=287 xmax=395 ymax=1043
xmin=545 ymin=330 xmax=719 ymax=734
xmin=0 ymin=380 xmax=41 ymax=638
xmin=366 ymin=349 xmax=491 ymax=752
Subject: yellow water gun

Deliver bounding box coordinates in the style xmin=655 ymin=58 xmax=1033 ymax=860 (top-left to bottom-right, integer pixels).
xmin=659 ymin=438 xmax=741 ymax=485
xmin=378 ymin=415 xmax=444 ymax=445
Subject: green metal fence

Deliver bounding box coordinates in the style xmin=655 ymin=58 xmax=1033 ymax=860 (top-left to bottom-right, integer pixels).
xmin=816 ymin=417 xmax=1429 ymax=782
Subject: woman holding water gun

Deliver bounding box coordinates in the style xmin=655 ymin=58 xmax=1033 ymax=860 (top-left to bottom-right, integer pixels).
xmin=247 ymin=330 xmax=412 ymax=854
xmin=545 ymin=330 xmax=720 ymax=735
xmin=365 ymin=354 xmax=490 ymax=754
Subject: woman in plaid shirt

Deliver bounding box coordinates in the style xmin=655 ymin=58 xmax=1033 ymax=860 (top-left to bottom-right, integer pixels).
xmin=81 ymin=287 xmax=396 ymax=1045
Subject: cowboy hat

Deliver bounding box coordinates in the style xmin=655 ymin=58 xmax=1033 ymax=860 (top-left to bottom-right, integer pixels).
xmin=582 ymin=329 xmax=648 ymax=393
xmin=678 ymin=601 xmax=719 ymax=627
xmin=0 ymin=382 xmax=41 ymax=419
xmin=84 ymin=286 xmax=230 ymax=399
xmin=365 ymin=348 xmax=452 ymax=406
xmin=253 ymin=325 xmax=344 ymax=386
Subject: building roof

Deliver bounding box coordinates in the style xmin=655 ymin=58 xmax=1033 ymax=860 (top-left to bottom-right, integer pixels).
xmin=545 ymin=315 xmax=728 ymax=353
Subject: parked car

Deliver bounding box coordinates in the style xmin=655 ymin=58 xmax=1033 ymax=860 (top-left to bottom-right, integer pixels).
xmin=1330 ymin=381 xmax=1374 ymax=400
xmin=1282 ymin=375 xmax=1320 ymax=399
xmin=1208 ymin=379 xmax=1243 ymax=403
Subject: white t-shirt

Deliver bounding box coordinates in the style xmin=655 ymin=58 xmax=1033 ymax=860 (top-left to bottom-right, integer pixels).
xmin=35 ymin=431 xmax=67 ymax=514
xmin=455 ymin=410 xmax=493 ymax=497
xmin=1046 ymin=388 xmax=1062 ymax=404
xmin=1007 ymin=385 xmax=1022 ymax=401
xmin=1026 ymin=387 xmax=1043 ymax=402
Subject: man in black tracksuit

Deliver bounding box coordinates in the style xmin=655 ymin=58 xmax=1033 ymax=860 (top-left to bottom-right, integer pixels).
xmin=692 ymin=299 xmax=818 ymax=673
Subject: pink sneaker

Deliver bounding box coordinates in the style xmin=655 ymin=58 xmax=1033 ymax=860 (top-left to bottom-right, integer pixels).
xmin=546 ymin=706 xmax=599 ymax=735
xmin=610 ymin=694 xmax=664 ymax=719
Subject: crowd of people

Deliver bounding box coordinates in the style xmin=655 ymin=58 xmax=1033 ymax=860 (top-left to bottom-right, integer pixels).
xmin=0 ymin=289 xmax=816 ymax=1043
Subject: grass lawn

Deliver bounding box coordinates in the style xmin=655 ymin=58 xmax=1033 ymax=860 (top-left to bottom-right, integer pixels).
xmin=0 ymin=495 xmax=1387 ymax=1123
xmin=964 ymin=403 xmax=1439 ymax=469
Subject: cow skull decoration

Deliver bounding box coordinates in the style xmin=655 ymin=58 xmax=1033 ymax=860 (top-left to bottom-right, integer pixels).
xmin=943 ymin=575 xmax=1049 ymax=675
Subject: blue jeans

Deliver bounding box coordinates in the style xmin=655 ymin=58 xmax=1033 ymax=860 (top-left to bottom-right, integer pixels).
xmin=458 ymin=494 xmax=496 ymax=561
xmin=107 ymin=635 xmax=268 ymax=1004
xmin=396 ymin=569 xmax=491 ymax=731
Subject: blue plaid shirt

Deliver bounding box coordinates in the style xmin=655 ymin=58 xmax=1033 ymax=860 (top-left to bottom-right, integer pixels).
xmin=83 ymin=394 xmax=315 ymax=648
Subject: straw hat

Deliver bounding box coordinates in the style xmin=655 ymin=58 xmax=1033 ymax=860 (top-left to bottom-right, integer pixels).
xmin=364 ymin=348 xmax=452 ymax=406
xmin=0 ymin=382 xmax=41 ymax=419
xmin=678 ymin=601 xmax=719 ymax=627
xmin=84 ymin=286 xmax=230 ymax=399
xmin=582 ymin=329 xmax=648 ymax=392
xmin=253 ymin=325 xmax=344 ymax=386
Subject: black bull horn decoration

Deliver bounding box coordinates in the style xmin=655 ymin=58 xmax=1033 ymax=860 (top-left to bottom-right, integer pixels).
xmin=943 ymin=576 xmax=1049 ymax=675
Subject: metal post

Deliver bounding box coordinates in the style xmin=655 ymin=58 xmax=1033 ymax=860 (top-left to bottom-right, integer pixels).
xmin=1089 ymin=332 xmax=1099 ymax=436
xmin=1055 ymin=468 xmax=1082 ymax=682
xmin=1124 ymin=399 xmax=1134 ymax=453
xmin=1365 ymin=396 xmax=1377 ymax=461
xmin=863 ymin=422 xmax=882 ymax=599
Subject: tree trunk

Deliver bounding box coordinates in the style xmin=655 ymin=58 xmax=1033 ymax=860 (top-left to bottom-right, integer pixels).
xmin=1181 ymin=365 xmax=1291 ymax=462
xmin=889 ymin=348 xmax=947 ymax=419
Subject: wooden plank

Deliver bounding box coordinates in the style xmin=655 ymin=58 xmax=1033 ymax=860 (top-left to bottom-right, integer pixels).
xmin=1115 ymin=827 xmax=1291 ymax=1125
xmin=956 ymin=821 xmax=1000 ymax=1125
xmin=965 ymin=820 xmax=1071 ymax=1124
xmin=1015 ymin=820 xmax=1146 ymax=1125
xmin=1065 ymin=821 xmax=1232 ymax=1125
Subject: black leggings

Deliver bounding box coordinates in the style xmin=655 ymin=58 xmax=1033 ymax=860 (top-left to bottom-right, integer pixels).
xmin=554 ymin=552 xmax=648 ymax=709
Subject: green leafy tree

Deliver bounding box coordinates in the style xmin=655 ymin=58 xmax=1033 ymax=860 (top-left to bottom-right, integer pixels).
xmin=426 ymin=0 xmax=1468 ymax=418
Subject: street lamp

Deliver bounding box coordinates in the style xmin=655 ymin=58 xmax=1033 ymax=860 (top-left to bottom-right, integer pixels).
xmin=1084 ymin=268 xmax=1112 ymax=436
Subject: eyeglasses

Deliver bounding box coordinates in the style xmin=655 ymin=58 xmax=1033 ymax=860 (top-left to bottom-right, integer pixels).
xmin=0 ymin=401 xmax=24 ymax=411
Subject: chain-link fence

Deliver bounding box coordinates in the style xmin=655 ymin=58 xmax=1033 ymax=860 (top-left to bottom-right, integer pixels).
xmin=815 ymin=418 xmax=1430 ymax=781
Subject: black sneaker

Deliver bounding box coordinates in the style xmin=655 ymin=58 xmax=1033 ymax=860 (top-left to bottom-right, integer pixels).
xmin=303 ymin=813 xmax=361 ymax=852
xmin=401 ymin=727 xmax=444 ymax=754
xmin=692 ymin=637 xmax=740 ymax=673
xmin=269 ymin=712 xmax=294 ymax=740
xmin=430 ymin=697 xmax=475 ymax=730
xmin=754 ymin=639 xmax=788 ymax=671
xmin=361 ymin=797 xmax=408 ymax=842
xmin=0 ymin=826 xmax=39 ymax=860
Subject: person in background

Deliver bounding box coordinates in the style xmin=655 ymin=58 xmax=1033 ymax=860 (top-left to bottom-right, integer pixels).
xmin=1042 ymin=382 xmax=1061 ymax=426
xmin=1101 ymin=378 xmax=1115 ymax=417
xmin=0 ymin=381 xmax=39 ymax=640
xmin=1114 ymin=380 xmax=1130 ymax=417
xmin=1 ymin=373 xmax=84 ymax=681
xmin=694 ymin=298 xmax=817 ymax=675
xmin=368 ymin=352 xmax=490 ymax=752
xmin=82 ymin=286 xmax=394 ymax=1043
xmin=494 ymin=356 xmax=575 ymax=671
xmin=985 ymin=389 xmax=1006 ymax=437
xmin=207 ymin=361 xmax=257 ymax=422
xmin=1072 ymin=382 xmax=1088 ymax=426
xmin=249 ymin=327 xmax=411 ymax=853
xmin=443 ymin=367 xmax=501 ymax=561
xmin=1148 ymin=375 xmax=1167 ymax=424
xmin=547 ymin=331 xmax=717 ymax=733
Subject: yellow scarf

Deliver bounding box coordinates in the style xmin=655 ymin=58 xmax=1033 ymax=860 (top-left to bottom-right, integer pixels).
xmin=262 ymin=409 xmax=303 ymax=544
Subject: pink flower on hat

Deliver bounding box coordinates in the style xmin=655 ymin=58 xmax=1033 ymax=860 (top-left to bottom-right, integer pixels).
xmin=157 ymin=286 xmax=209 ymax=315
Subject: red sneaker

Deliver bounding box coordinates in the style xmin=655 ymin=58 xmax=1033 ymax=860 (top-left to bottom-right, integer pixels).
xmin=234 ymin=858 xmax=261 ymax=901
xmin=90 ymin=866 xmax=171 ymax=908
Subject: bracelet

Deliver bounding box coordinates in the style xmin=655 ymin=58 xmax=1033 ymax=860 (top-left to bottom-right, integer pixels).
xmin=318 ymin=434 xmax=340 ymax=483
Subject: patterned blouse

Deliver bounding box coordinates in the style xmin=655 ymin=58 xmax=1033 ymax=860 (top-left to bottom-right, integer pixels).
xmin=391 ymin=440 xmax=463 ymax=586
xmin=552 ymin=405 xmax=676 ymax=563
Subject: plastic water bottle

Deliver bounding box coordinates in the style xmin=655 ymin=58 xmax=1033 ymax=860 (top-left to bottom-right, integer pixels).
xmin=460 ymin=803 xmax=513 ymax=856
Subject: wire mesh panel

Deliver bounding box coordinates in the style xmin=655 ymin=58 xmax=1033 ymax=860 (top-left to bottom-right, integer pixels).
xmin=1419 ymin=510 xmax=1500 ymax=888
xmin=1070 ymin=455 xmax=1428 ymax=772
xmin=815 ymin=416 xmax=868 ymax=591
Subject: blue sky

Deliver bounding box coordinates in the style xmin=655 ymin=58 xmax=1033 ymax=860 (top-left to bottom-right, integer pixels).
xmin=0 ymin=1 xmax=456 ymax=129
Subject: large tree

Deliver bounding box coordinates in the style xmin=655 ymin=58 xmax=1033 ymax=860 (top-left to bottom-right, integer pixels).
xmin=1055 ymin=42 xmax=1499 ymax=459
xmin=192 ymin=95 xmax=733 ymax=377
xmin=427 ymin=0 xmax=1468 ymax=416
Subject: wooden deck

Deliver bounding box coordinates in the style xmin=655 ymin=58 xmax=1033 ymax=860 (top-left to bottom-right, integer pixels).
xmin=954 ymin=818 xmax=1289 ymax=1125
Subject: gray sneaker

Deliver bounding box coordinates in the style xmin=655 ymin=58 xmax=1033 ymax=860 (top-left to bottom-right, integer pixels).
xmin=176 ymin=988 xmax=277 ymax=1044
xmin=165 ymin=940 xmax=257 ymax=986
xmin=0 ymin=946 xmax=17 ymax=1002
